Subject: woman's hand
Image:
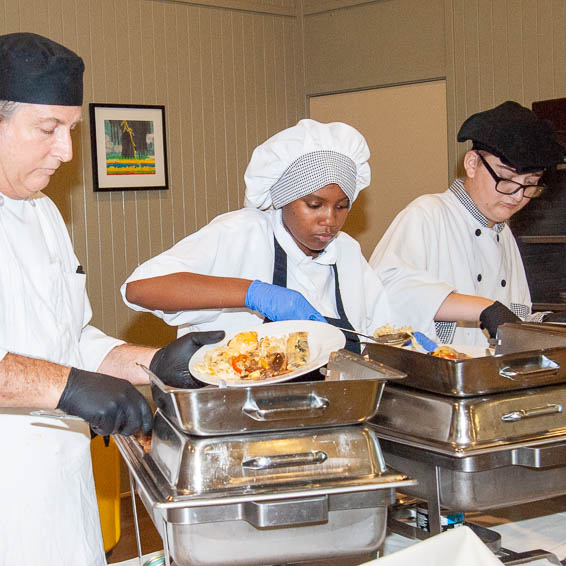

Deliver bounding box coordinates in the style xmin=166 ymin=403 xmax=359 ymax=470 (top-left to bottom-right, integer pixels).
xmin=245 ymin=280 xmax=326 ymax=322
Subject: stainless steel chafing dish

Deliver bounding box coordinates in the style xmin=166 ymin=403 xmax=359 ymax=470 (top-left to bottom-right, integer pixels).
xmin=364 ymin=322 xmax=566 ymax=397
xmin=117 ymin=350 xmax=416 ymax=566
xmin=364 ymin=322 xmax=566 ymax=538
xmin=372 ymin=384 xmax=566 ymax=510
xmin=150 ymin=349 xmax=405 ymax=436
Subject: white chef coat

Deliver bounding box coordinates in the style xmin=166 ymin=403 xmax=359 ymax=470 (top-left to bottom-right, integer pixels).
xmin=122 ymin=207 xmax=394 ymax=336
xmin=369 ymin=180 xmax=532 ymax=346
xmin=0 ymin=191 xmax=123 ymax=566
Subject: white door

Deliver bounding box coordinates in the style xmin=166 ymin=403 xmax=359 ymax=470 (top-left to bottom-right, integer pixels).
xmin=309 ymin=81 xmax=448 ymax=259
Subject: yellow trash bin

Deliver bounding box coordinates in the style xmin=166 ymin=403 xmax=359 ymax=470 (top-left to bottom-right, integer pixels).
xmin=91 ymin=435 xmax=121 ymax=552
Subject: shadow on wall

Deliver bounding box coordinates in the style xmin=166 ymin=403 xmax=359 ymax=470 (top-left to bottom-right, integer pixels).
xmin=342 ymin=190 xmax=368 ymax=246
xmin=121 ymin=311 xmax=177 ymax=347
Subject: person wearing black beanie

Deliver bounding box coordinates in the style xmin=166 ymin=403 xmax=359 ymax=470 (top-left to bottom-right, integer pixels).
xmin=369 ymin=100 xmax=564 ymax=346
xmin=0 ymin=32 xmax=222 ymax=565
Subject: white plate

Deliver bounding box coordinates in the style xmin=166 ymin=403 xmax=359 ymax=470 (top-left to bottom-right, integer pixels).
xmin=189 ymin=320 xmax=346 ymax=387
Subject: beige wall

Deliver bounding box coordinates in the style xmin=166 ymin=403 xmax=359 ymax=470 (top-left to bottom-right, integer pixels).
xmin=310 ymin=81 xmax=448 ymax=258
xmin=304 ymin=0 xmax=446 ymax=95
xmin=305 ymin=0 xmax=566 ymax=178
xmin=4 ymin=0 xmax=565 ymax=345
xmin=1 ymin=0 xmax=305 ymax=347
xmin=444 ymin=0 xmax=566 ymax=177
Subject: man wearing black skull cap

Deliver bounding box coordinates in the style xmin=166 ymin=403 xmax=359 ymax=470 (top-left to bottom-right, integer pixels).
xmin=0 ymin=32 xmax=222 ymax=565
xmin=369 ymin=101 xmax=564 ymax=346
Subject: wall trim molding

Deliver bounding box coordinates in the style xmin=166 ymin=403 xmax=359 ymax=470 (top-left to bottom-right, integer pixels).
xmin=307 ymin=76 xmax=447 ymax=99
xmin=166 ymin=0 xmax=296 ymax=16
xmin=304 ymin=0 xmax=386 ymax=16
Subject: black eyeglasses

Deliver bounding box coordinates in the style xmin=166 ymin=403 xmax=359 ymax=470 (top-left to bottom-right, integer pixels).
xmin=476 ymin=152 xmax=545 ymax=199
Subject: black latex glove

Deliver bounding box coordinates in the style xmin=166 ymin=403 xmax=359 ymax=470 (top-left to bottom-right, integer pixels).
xmin=479 ymin=300 xmax=521 ymax=338
xmin=543 ymin=311 xmax=566 ymax=323
xmin=149 ymin=330 xmax=225 ymax=389
xmin=57 ymin=367 xmax=153 ymax=436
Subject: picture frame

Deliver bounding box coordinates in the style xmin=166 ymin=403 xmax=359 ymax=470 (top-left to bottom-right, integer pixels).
xmin=89 ymin=103 xmax=169 ymax=192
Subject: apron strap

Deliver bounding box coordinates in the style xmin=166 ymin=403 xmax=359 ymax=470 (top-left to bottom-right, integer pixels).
xmin=272 ymin=236 xmax=288 ymax=287
xmin=266 ymin=236 xmax=361 ymax=354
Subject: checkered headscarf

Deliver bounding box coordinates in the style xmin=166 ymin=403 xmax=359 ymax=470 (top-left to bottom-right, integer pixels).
xmin=244 ymin=119 xmax=371 ymax=210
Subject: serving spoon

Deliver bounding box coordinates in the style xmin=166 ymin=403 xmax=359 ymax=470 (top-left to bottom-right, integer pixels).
xmin=336 ymin=327 xmax=439 ymax=352
xmin=335 ymin=327 xmax=412 ymax=346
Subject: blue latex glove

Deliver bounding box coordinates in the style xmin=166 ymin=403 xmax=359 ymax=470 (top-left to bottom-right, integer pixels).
xmin=412 ymin=331 xmax=438 ymax=353
xmin=245 ymin=280 xmax=326 ymax=322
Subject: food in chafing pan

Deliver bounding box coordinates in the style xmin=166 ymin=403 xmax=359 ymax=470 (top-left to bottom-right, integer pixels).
xmin=134 ymin=430 xmax=152 ymax=453
xmin=431 ymin=345 xmax=472 ymax=360
xmin=194 ymin=330 xmax=309 ymax=381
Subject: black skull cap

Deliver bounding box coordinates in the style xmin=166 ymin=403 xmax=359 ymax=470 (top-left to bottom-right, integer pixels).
xmin=457 ymin=100 xmax=564 ymax=173
xmin=0 ymin=32 xmax=84 ymax=106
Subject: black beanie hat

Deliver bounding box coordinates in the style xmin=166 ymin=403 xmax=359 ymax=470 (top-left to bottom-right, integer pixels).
xmin=457 ymin=101 xmax=564 ymax=173
xmin=0 ymin=32 xmax=84 ymax=106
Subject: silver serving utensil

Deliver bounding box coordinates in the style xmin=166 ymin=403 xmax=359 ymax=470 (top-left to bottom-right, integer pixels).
xmin=29 ymin=409 xmax=84 ymax=421
xmin=335 ymin=327 xmax=411 ymax=346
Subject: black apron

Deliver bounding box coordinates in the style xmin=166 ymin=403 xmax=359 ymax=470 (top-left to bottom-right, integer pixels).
xmin=265 ymin=237 xmax=361 ymax=356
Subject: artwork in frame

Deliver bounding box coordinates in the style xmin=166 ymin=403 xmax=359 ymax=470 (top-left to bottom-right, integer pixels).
xmin=89 ymin=103 xmax=169 ymax=191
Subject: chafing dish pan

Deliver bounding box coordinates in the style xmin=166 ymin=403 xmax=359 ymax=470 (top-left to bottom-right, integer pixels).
xmin=150 ymin=349 xmax=405 ymax=436
xmin=370 ymin=382 xmax=566 ymax=513
xmin=371 ymin=382 xmax=566 ymax=456
xmin=116 ymin=410 xmax=416 ymax=566
xmin=364 ymin=338 xmax=566 ymax=397
xmin=494 ymin=321 xmax=566 ymax=355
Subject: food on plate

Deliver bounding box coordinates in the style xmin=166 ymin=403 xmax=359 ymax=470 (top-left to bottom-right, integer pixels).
xmin=373 ymin=324 xmax=413 ymax=338
xmin=431 ymin=345 xmax=472 ymax=360
xmin=286 ymin=331 xmax=310 ymax=369
xmin=194 ymin=330 xmax=310 ymax=381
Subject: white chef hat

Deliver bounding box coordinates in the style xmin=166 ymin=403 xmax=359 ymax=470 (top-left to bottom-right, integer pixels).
xmin=244 ymin=119 xmax=371 ymax=210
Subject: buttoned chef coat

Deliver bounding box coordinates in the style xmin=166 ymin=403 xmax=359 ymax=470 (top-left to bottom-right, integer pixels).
xmin=0 ymin=192 xmax=123 ymax=566
xmin=122 ymin=207 xmax=394 ymax=337
xmin=369 ymin=180 xmax=532 ymax=346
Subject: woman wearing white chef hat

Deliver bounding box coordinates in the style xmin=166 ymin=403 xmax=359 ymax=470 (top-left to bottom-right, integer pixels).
xmin=123 ymin=119 xmax=393 ymax=359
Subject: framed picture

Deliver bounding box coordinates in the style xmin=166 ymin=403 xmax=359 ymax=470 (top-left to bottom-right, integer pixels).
xmin=89 ymin=103 xmax=169 ymax=191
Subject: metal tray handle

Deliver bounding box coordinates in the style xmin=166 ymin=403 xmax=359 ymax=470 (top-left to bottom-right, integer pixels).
xmin=242 ymin=450 xmax=328 ymax=470
xmin=242 ymin=393 xmax=329 ymax=421
xmin=511 ymin=441 xmax=566 ymax=468
xmin=498 ymin=355 xmax=560 ymax=380
xmin=242 ymin=496 xmax=328 ymax=528
xmin=501 ymin=404 xmax=563 ymax=422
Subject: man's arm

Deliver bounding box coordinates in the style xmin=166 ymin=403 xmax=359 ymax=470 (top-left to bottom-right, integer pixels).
xmin=0 ymin=353 xmax=69 ymax=408
xmin=435 ymin=292 xmax=494 ymax=321
xmin=435 ymin=292 xmax=520 ymax=338
xmin=0 ymin=351 xmax=152 ymax=435
xmin=96 ymin=343 xmax=157 ymax=385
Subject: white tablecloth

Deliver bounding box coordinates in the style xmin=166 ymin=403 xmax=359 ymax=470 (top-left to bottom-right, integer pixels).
xmin=381 ymin=497 xmax=566 ymax=565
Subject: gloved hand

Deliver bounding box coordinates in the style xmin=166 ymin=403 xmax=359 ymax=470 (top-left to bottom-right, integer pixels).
xmin=57 ymin=367 xmax=153 ymax=436
xmin=479 ymin=300 xmax=520 ymax=338
xmin=149 ymin=330 xmax=225 ymax=388
xmin=245 ymin=280 xmax=326 ymax=323
xmin=543 ymin=311 xmax=566 ymax=323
